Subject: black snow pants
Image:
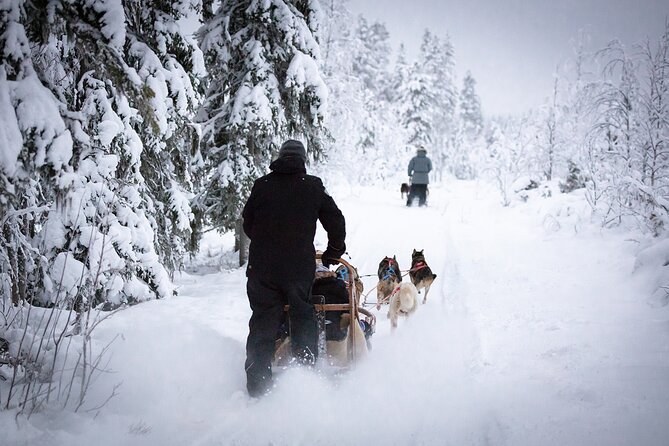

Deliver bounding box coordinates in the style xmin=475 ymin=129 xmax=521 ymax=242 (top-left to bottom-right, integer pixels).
xmin=245 ymin=275 xmax=317 ymax=397
xmin=407 ymin=184 xmax=428 ymax=206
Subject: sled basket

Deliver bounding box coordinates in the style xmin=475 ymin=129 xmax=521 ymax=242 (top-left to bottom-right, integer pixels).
xmin=277 ymin=257 xmax=373 ymax=366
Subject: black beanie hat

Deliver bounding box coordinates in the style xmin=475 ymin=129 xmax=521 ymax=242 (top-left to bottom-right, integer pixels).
xmin=278 ymin=139 xmax=307 ymax=162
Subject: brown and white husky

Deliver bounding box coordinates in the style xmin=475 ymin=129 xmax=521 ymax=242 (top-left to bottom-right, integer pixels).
xmin=375 ymin=256 xmax=402 ymax=310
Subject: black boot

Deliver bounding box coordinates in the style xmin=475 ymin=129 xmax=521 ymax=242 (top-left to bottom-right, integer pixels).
xmin=245 ymin=359 xmax=273 ymax=397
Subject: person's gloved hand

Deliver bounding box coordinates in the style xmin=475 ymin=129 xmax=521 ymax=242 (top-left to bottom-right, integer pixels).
xmin=321 ymin=248 xmax=341 ymax=267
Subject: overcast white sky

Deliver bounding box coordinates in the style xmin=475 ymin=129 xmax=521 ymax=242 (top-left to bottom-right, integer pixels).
xmin=349 ymin=0 xmax=669 ymax=116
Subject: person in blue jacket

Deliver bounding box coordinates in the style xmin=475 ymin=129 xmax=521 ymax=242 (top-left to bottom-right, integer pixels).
xmin=407 ymin=147 xmax=433 ymax=206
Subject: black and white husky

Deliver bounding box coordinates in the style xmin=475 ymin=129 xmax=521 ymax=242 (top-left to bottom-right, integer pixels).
xmin=409 ymin=249 xmax=437 ymax=304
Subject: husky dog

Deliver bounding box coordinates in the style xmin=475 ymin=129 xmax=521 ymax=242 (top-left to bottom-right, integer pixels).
xmin=387 ymin=282 xmax=419 ymax=331
xmin=400 ymin=183 xmax=410 ymax=199
xmin=376 ymin=256 xmax=402 ymax=310
xmin=409 ymin=249 xmax=437 ymax=304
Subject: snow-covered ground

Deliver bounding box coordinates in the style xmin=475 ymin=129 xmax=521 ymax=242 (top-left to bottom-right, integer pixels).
xmin=3 ymin=180 xmax=669 ymax=445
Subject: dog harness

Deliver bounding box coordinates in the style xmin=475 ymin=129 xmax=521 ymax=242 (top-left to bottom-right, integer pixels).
xmin=410 ymin=261 xmax=427 ymax=272
xmin=382 ymin=258 xmax=400 ymax=281
xmin=378 ymin=285 xmax=402 ymax=306
xmin=382 ymin=270 xmax=398 ymax=281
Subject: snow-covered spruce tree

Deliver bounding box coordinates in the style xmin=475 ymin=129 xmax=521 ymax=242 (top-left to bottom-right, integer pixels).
xmin=351 ymin=15 xmax=391 ymax=97
xmin=1 ymin=0 xmax=78 ymax=413
xmin=347 ymin=16 xmax=403 ymax=184
xmin=320 ymin=0 xmax=352 ymax=72
xmin=315 ymin=2 xmax=367 ymax=186
xmin=0 ymin=0 xmax=72 ymax=306
xmin=456 ymin=70 xmax=484 ymax=178
xmin=396 ymin=30 xmax=458 ymax=180
xmin=2 ymin=1 xmax=201 ymax=309
xmin=420 ymin=30 xmax=458 ymax=180
xmin=560 ymin=160 xmax=587 ymax=193
xmin=396 ymin=32 xmax=452 ymax=162
xmin=397 ymin=58 xmax=437 ymax=153
xmin=122 ymin=0 xmax=203 ymax=273
xmin=388 ymin=43 xmax=410 ymax=103
xmin=1 ymin=0 xmax=202 ymax=414
xmin=197 ymin=0 xmax=328 ymax=260
xmin=460 ymin=71 xmax=483 ymax=140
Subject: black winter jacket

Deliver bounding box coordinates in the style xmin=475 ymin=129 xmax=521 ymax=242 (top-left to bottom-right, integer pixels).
xmin=242 ymin=156 xmax=346 ymax=283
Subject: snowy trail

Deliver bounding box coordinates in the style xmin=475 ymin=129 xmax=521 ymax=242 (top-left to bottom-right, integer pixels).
xmin=8 ymin=181 xmax=669 ymax=446
xmin=442 ymin=182 xmax=669 ymax=445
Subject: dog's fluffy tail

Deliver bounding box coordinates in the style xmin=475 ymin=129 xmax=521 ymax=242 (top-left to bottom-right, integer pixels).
xmin=399 ymin=283 xmax=419 ymax=313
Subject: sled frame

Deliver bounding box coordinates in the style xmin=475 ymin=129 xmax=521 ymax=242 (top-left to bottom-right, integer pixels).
xmin=282 ymin=257 xmax=362 ymax=365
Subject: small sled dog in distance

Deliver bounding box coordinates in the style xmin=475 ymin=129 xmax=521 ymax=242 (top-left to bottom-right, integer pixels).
xmin=400 ymin=183 xmax=410 ymax=199
xmin=409 ymin=249 xmax=437 ymax=304
xmin=388 ymin=282 xmax=419 ymax=331
xmin=376 ymin=256 xmax=402 ymax=310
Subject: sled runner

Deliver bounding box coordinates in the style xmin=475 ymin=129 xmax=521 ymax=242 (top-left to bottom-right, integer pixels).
xmin=274 ymin=257 xmax=375 ymax=368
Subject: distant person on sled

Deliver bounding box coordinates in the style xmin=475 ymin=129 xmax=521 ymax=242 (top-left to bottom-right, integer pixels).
xmin=406 ymin=147 xmax=433 ymax=207
xmin=242 ymin=139 xmax=346 ymax=398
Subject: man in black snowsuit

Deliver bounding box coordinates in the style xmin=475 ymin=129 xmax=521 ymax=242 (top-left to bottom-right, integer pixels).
xmin=407 ymin=147 xmax=433 ymax=206
xmin=242 ymin=139 xmax=346 ymax=397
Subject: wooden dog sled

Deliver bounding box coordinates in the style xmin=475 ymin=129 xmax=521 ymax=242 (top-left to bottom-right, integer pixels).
xmin=274 ymin=257 xmax=375 ymax=368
